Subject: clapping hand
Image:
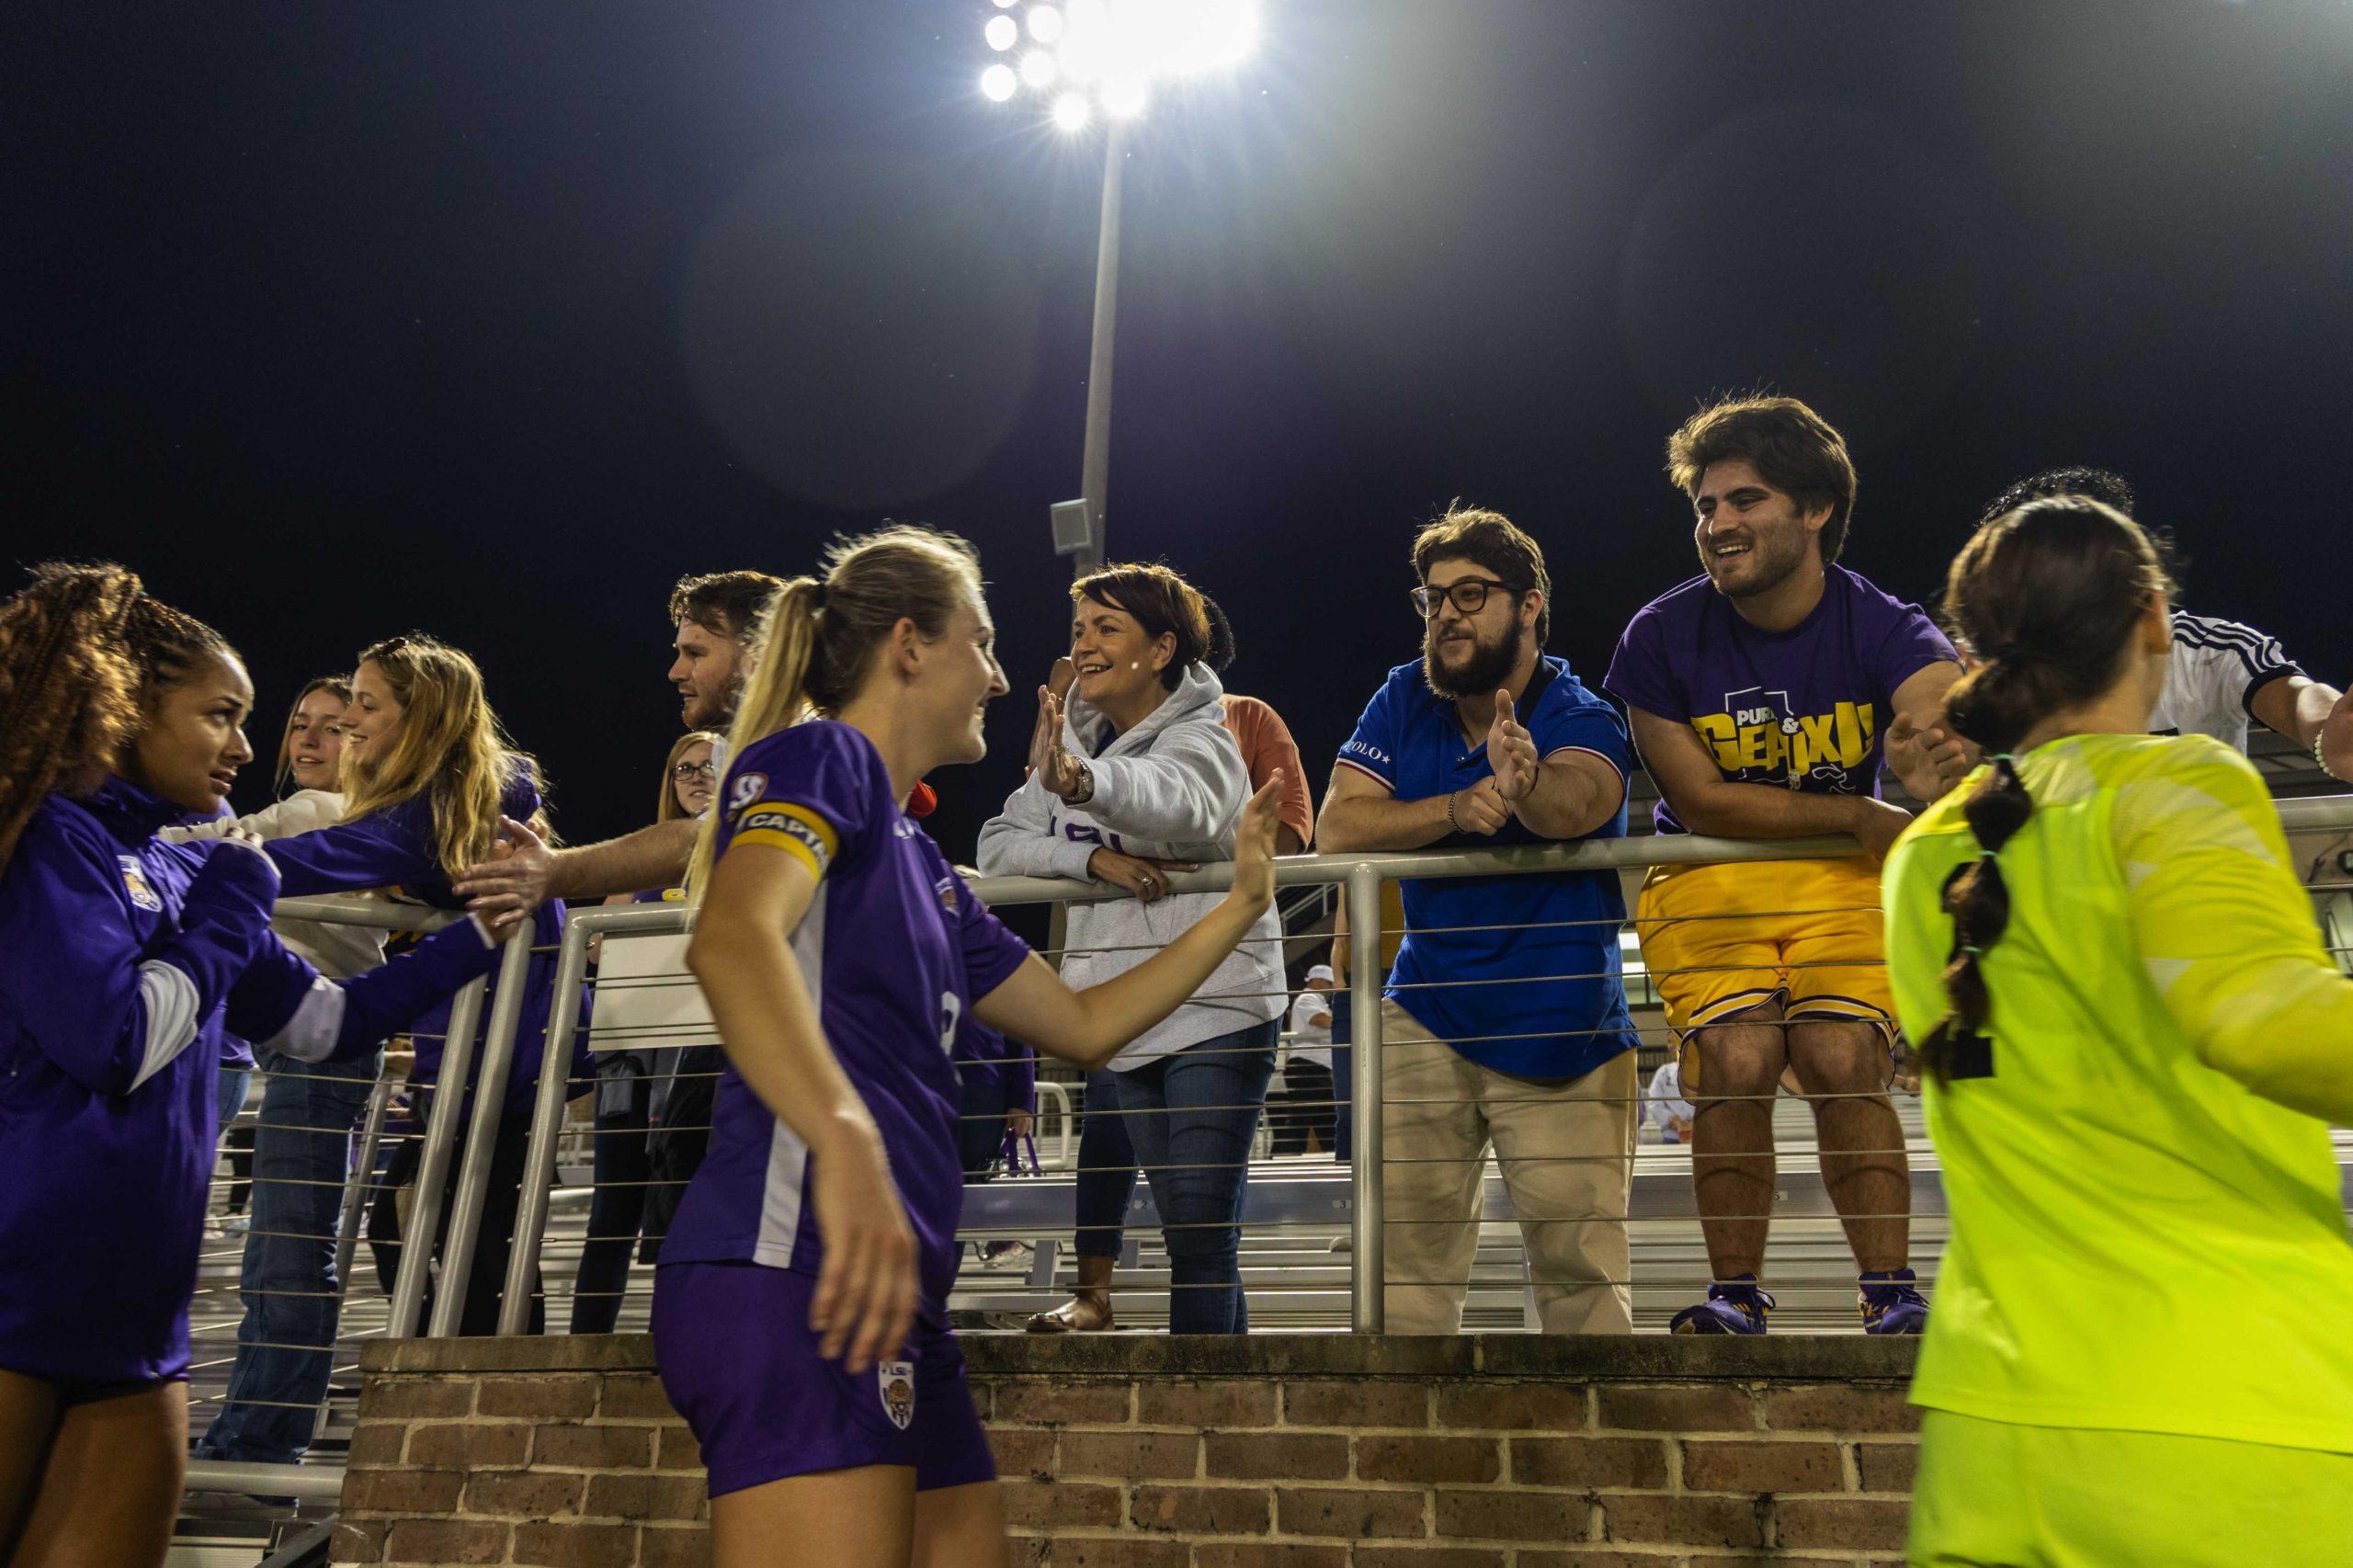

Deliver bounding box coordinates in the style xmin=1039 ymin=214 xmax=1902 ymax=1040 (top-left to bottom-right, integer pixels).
xmin=1485 ymin=687 xmax=1539 ymax=805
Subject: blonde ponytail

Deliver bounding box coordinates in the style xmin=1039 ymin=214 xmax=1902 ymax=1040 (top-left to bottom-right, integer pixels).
xmin=688 ymin=577 xmax=823 ymax=898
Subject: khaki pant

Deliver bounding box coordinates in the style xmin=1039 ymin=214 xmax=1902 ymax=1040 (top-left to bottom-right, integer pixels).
xmin=1378 ymin=1000 xmax=1636 ymax=1335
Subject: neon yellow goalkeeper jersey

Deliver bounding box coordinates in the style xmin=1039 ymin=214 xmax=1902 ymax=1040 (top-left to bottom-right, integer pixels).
xmin=1883 ymin=732 xmax=2353 ymax=1453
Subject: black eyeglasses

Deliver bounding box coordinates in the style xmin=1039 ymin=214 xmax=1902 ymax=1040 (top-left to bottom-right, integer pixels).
xmin=1411 ymin=578 xmax=1526 ymax=619
xmin=672 ymin=761 xmax=719 ymax=782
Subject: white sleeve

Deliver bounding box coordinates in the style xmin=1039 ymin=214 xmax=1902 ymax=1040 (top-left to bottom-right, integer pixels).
xmin=128 ymin=961 xmax=206 ymax=1090
xmin=976 ymin=778 xmax=1099 ymax=881
xmin=1084 ymin=722 xmax=1247 ymax=844
xmin=255 ymin=975 xmax=350 ymax=1064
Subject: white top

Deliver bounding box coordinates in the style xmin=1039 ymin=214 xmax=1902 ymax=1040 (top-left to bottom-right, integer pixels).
xmin=162 ymin=790 xmax=389 ymax=979
xmin=2148 ymin=611 xmax=2302 ymax=755
xmin=1644 ymin=1060 xmax=1696 ymax=1140
xmin=1285 ymin=987 xmax=1335 ymax=1069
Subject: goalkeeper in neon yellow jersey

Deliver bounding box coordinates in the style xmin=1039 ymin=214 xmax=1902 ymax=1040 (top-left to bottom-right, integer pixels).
xmin=1883 ymin=496 xmax=2353 ymax=1565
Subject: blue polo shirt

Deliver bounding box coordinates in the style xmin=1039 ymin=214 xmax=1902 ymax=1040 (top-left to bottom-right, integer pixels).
xmin=1336 ymin=656 xmax=1639 ymax=1079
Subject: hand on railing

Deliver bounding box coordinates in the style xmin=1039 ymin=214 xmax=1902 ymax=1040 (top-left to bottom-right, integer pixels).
xmin=1090 ymin=847 xmax=1199 ymax=904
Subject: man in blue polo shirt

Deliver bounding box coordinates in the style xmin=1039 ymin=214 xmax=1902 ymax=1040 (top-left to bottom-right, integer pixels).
xmin=1317 ymin=506 xmax=1640 ymax=1334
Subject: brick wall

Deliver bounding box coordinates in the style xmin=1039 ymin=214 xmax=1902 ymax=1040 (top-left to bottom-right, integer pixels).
xmin=333 ymin=1335 xmax=1921 ymax=1568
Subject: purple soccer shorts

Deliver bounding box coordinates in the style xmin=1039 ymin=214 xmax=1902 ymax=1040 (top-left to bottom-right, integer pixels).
xmin=653 ymin=1259 xmax=994 ymax=1499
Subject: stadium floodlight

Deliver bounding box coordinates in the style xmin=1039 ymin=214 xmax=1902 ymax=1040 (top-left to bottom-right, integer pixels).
xmin=974 ymin=0 xmax=1261 ymax=571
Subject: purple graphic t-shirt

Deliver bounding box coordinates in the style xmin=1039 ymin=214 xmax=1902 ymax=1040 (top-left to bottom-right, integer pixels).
xmin=657 ymin=721 xmax=1032 ymax=1310
xmin=1604 ymin=566 xmax=1957 ymax=835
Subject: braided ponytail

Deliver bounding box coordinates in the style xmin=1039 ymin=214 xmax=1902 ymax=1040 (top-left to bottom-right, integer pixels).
xmin=1923 ymin=495 xmax=2175 ymax=1081
xmin=0 ymin=562 xmax=234 ymax=875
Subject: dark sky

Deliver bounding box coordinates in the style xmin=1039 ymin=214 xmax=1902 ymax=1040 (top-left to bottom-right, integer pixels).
xmin=10 ymin=1 xmax=2350 ymax=861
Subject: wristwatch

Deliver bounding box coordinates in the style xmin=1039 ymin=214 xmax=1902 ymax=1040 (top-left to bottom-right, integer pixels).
xmin=1070 ymin=759 xmax=1097 ymax=805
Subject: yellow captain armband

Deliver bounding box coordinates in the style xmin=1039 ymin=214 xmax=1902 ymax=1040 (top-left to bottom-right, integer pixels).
xmin=730 ymin=801 xmax=839 ymax=880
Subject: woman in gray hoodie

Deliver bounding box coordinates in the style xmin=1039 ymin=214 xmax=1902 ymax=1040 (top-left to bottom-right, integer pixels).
xmin=978 ymin=566 xmax=1286 ymax=1333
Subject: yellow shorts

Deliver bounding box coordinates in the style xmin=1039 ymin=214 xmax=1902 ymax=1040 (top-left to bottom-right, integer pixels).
xmin=1634 ymin=857 xmax=1893 ymax=1069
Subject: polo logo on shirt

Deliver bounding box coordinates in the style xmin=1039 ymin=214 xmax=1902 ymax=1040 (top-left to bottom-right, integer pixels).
xmin=1691 ymin=689 xmax=1876 ymax=787
xmin=119 ymin=856 xmax=164 ymax=913
xmin=878 ymin=1361 xmax=915 ymax=1429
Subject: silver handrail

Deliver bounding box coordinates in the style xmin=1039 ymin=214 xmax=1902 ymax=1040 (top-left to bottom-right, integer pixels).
xmin=427 ymin=923 xmax=538 ymax=1337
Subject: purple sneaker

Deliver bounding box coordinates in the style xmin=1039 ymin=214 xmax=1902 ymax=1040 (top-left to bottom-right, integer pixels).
xmin=1670 ymin=1277 xmax=1774 ymax=1335
xmin=1859 ymin=1269 xmax=1928 ymax=1335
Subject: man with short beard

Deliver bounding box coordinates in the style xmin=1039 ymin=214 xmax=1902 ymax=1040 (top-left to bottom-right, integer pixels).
xmin=1605 ymin=394 xmax=1961 ymax=1336
xmin=1317 ymin=506 xmax=1641 ymax=1335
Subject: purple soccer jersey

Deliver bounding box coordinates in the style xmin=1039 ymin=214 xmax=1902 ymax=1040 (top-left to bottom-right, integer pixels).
xmin=1604 ymin=566 xmax=1957 ymax=834
xmin=656 ymin=722 xmax=1031 ymax=1309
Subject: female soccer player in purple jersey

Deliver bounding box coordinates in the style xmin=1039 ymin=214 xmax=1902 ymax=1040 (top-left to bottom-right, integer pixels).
xmin=655 ymin=527 xmax=1282 ymax=1568
xmin=0 ymin=566 xmax=510 ymax=1564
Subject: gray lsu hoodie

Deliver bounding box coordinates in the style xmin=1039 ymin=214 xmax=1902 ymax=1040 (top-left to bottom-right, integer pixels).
xmin=976 ymin=665 xmax=1286 ymax=1070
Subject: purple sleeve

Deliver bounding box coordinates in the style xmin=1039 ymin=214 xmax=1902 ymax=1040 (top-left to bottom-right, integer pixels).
xmin=714 ymin=723 xmax=873 ymax=871
xmin=1334 ymin=676 xmax=1401 ymax=790
xmin=226 ymin=915 xmax=503 ymax=1062
xmin=959 ymin=879 xmax=1033 ymax=1002
xmin=265 ymin=806 xmax=439 ymax=897
xmin=1871 ymin=598 xmax=1960 ymax=704
xmin=1602 ymin=602 xmax=1685 ymax=722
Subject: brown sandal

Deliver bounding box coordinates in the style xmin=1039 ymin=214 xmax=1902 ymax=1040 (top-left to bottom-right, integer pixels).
xmin=1025 ymin=1293 xmax=1115 ymax=1334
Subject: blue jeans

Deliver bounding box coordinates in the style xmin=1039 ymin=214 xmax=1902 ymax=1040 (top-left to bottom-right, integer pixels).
xmin=1109 ymin=1020 xmax=1278 ymax=1335
xmin=197 ymin=1046 xmax=381 ymax=1464
xmin=1074 ymin=1069 xmax=1139 ymax=1259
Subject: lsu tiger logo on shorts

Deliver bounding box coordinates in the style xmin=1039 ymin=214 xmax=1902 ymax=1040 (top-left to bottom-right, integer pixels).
xmin=119 ymin=855 xmax=164 ymax=913
xmin=878 ymin=1360 xmax=915 ymax=1430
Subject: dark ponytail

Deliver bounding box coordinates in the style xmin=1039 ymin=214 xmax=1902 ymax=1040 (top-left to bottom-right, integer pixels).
xmin=1922 ymin=496 xmax=2174 ymax=1081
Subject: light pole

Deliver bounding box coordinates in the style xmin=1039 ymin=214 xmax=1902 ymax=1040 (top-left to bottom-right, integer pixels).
xmin=978 ymin=0 xmax=1259 ymax=574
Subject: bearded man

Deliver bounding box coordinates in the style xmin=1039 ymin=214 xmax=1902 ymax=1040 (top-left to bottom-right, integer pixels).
xmin=1316 ymin=505 xmax=1641 ymax=1334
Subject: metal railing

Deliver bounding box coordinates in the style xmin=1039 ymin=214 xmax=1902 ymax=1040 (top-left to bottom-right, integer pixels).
xmin=491 ymin=790 xmax=2353 ymax=1339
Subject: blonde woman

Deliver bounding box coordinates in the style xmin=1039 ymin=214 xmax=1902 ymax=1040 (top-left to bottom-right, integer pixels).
xmin=573 ymin=730 xmax=720 ymax=1335
xmin=263 ymin=633 xmax=574 ymax=1335
xmin=655 ymin=526 xmax=1280 ymax=1568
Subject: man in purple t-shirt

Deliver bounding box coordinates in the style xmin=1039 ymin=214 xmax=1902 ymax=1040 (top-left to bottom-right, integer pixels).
xmin=1603 ymin=395 xmax=1964 ymax=1337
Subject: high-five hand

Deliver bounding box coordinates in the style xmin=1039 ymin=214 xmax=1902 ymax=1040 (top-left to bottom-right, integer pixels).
xmin=1031 ymin=687 xmax=1087 ymax=800
xmin=1227 ymin=773 xmax=1284 ymax=915
xmin=1486 ymin=688 xmax=1540 ymax=804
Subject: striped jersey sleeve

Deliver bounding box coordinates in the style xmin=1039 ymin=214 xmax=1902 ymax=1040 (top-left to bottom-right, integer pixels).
xmin=2175 ymin=612 xmax=2303 ymax=718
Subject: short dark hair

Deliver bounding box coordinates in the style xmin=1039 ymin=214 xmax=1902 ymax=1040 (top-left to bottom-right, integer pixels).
xmin=1665 ymin=395 xmax=1859 ymax=564
xmin=1411 ymin=503 xmax=1551 ymax=644
xmin=1070 ymin=562 xmax=1235 ymax=691
xmin=669 ymin=570 xmax=785 ymax=642
xmin=1974 ymin=466 xmax=2135 ymax=530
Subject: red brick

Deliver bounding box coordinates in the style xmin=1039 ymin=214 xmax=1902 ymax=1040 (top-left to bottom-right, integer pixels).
xmin=639 ymin=1527 xmax=716 ymax=1568
xmin=462 ymin=1470 xmax=585 ymax=1519
xmin=1516 ymin=1556 xmax=1663 ymax=1568
xmin=1434 ymin=1489 xmax=1586 ymax=1541
xmin=1284 ymin=1381 xmax=1427 ymax=1428
xmin=509 ymin=1521 xmax=638 ymax=1568
xmin=1508 ymin=1435 xmax=1669 ymax=1490
xmin=583 ymin=1472 xmax=709 ymax=1521
xmin=1435 ymin=1383 xmax=1587 ymax=1432
xmin=407 ymin=1421 xmax=531 ymax=1469
xmin=1191 ymin=1548 xmax=1349 ymax=1568
xmin=1764 ymin=1384 xmax=1920 ymax=1434
xmin=1204 ymin=1430 xmax=1351 ymax=1480
xmin=596 ymin=1372 xmax=680 ymax=1419
xmin=1276 ymin=1485 xmax=1429 ymax=1540
xmin=1353 ymin=1552 xmax=1506 ymax=1568
xmin=994 ymin=1381 xmax=1134 ymax=1426
xmin=1135 ymin=1378 xmax=1279 ymax=1428
xmin=381 ymin=1518 xmax=508 ymax=1565
xmin=367 ymin=1377 xmax=475 ymax=1418
xmin=342 ymin=1467 xmax=463 ymax=1516
xmin=655 ymin=1424 xmax=705 ymax=1472
xmin=474 ymin=1375 xmax=598 ymax=1419
xmin=1058 ymin=1429 xmax=1201 ymax=1480
xmin=988 ymin=1425 xmax=1057 ymax=1481
xmin=1772 ymin=1495 xmax=1913 ymax=1551
xmin=1856 ymin=1440 xmax=1918 ymax=1492
xmin=329 ymin=1517 xmax=389 ymax=1562
xmin=997 ymin=1479 xmax=1124 ymax=1528
xmin=1681 ymin=1438 xmax=1846 ymax=1494
xmin=1129 ymin=1483 xmax=1271 ymax=1534
xmin=1600 ymin=1493 xmax=1765 ymax=1550
xmin=345 ymin=1422 xmax=404 ymax=1467
xmin=1356 ymin=1434 xmax=1501 ymax=1485
xmin=1595 ymin=1384 xmax=1756 ymax=1433
xmin=1040 ymin=1540 xmax=1188 ymax=1568
xmin=535 ymin=1423 xmax=654 ymax=1469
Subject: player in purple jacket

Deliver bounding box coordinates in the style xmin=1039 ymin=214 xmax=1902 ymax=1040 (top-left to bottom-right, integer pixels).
xmin=0 ymin=566 xmax=509 ymax=1565
xmin=658 ymin=527 xmax=1280 ymax=1568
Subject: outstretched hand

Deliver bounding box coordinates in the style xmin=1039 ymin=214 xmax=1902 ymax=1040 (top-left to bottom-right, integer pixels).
xmin=455 ymin=816 xmax=551 ymax=931
xmin=1485 ymin=688 xmax=1539 ymax=803
xmin=1228 ymin=773 xmax=1284 ymax=914
xmin=1031 ymin=687 xmax=1087 ymax=801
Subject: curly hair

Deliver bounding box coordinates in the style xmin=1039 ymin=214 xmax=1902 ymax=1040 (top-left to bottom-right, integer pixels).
xmin=0 ymin=562 xmax=234 ymax=873
xmin=1665 ymin=394 xmax=1859 ymax=564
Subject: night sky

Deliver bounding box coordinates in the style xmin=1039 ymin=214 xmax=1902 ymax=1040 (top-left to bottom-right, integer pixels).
xmin=11 ymin=1 xmax=2349 ymax=862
